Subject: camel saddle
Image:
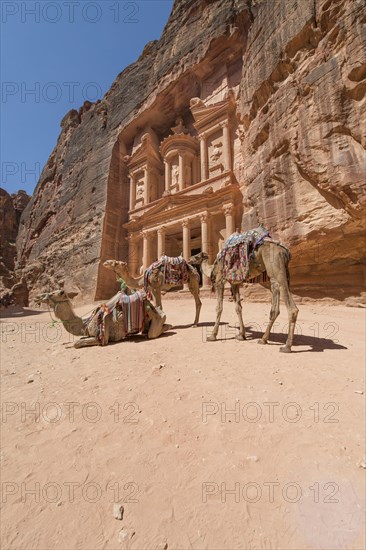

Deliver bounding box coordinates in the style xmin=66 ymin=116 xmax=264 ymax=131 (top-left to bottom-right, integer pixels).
xmin=216 ymin=226 xmax=289 ymax=283
xmin=144 ymin=255 xmax=199 ymax=289
xmin=84 ymin=290 xmax=148 ymax=345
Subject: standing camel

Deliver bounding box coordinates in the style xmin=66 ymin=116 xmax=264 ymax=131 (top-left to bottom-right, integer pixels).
xmin=201 ymin=234 xmax=299 ymax=353
xmin=104 ymin=253 xmax=205 ymax=326
xmin=36 ymin=289 xmax=172 ymax=348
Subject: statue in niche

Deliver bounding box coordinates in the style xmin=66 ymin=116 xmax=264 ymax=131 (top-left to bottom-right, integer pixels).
xmin=210 ymin=142 xmax=222 ymax=162
xmin=136 ymin=180 xmax=144 ymax=203
xmin=172 ymin=165 xmax=179 ymax=186
xmin=185 ymin=164 xmax=191 ymax=185
xmin=172 ymin=116 xmax=188 ymax=135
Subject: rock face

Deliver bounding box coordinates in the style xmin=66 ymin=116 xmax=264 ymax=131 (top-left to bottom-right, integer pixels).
xmin=16 ymin=0 xmax=365 ymax=304
xmin=239 ymin=0 xmax=366 ymax=301
xmin=0 ymin=189 xmax=30 ymax=289
xmin=0 ymin=188 xmax=30 ymax=307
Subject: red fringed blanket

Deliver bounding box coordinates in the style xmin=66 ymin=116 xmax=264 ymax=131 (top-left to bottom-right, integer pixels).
xmin=144 ymin=255 xmax=199 ymax=290
xmin=215 ymin=226 xmax=289 ymax=284
xmin=84 ymin=290 xmax=147 ymax=345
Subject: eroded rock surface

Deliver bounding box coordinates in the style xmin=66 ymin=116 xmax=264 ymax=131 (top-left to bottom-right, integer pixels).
xmin=1 ymin=189 xmax=30 ymax=289
xmin=16 ymin=0 xmax=365 ymax=304
xmin=239 ymin=0 xmax=366 ymax=301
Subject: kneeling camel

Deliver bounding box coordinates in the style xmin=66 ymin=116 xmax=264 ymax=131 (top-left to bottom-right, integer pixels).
xmin=104 ymin=253 xmax=205 ymax=326
xmin=36 ymin=289 xmax=172 ymax=348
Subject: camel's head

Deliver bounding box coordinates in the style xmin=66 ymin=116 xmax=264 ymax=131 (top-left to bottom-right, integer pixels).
xmin=103 ymin=260 xmax=128 ymax=273
xmin=35 ymin=289 xmax=78 ymax=308
xmin=189 ymin=251 xmax=209 ymax=266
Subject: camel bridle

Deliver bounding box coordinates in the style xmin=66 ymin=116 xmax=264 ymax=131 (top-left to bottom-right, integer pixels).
xmin=43 ymin=293 xmax=70 ymax=325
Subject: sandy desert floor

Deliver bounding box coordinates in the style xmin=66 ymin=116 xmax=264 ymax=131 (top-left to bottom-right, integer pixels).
xmin=1 ymin=295 xmax=365 ymax=550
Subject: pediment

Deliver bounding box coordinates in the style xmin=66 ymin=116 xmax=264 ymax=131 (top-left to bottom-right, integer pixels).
xmin=190 ymin=91 xmax=236 ymax=132
xmin=130 ymin=193 xmax=197 ymax=221
xmin=127 ymin=132 xmax=162 ymax=170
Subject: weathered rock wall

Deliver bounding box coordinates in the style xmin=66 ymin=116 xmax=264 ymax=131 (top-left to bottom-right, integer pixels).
xmin=16 ymin=0 xmax=365 ymax=304
xmin=239 ymin=0 xmax=366 ymax=300
xmin=17 ymin=0 xmax=252 ymax=302
xmin=0 ymin=188 xmax=30 ymax=289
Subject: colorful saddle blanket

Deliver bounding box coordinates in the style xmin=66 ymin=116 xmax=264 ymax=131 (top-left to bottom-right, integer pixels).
xmin=84 ymin=290 xmax=147 ymax=345
xmin=144 ymin=255 xmax=199 ymax=289
xmin=215 ymin=226 xmax=271 ymax=283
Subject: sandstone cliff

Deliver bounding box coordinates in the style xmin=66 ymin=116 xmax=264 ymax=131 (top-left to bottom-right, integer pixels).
xmin=239 ymin=0 xmax=366 ymax=301
xmin=1 ymin=188 xmax=30 ymax=288
xmin=17 ymin=0 xmax=252 ymax=301
xmin=17 ymin=0 xmax=365 ymax=304
xmin=0 ymin=188 xmax=30 ymax=307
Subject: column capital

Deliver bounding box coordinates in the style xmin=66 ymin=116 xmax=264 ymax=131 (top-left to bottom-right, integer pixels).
xmin=141 ymin=230 xmax=153 ymax=240
xmin=182 ymin=219 xmax=190 ymax=228
xmin=199 ymin=131 xmax=208 ymax=141
xmin=157 ymin=225 xmax=166 ymax=235
xmin=128 ymin=232 xmax=139 ymax=242
xmin=200 ymin=212 xmax=210 ymax=223
xmin=223 ymin=203 xmax=234 ymax=216
xmin=220 ymin=119 xmax=230 ymax=129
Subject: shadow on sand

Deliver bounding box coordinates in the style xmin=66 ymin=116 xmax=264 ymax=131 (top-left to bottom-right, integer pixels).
xmin=171 ymin=320 xmax=346 ymax=353
xmin=206 ymin=323 xmax=348 ymax=353
xmin=173 ymin=321 xmax=228 ymax=330
xmin=62 ymin=330 xmax=178 ymax=348
xmin=0 ymin=307 xmax=45 ymax=319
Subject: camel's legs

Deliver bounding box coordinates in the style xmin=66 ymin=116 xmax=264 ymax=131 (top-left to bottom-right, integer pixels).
xmin=74 ymin=337 xmax=100 ymax=348
xmin=260 ymin=244 xmax=299 ymax=353
xmin=280 ymin=284 xmax=299 ymax=353
xmin=188 ymin=276 xmax=202 ymax=327
xmin=258 ymin=279 xmax=280 ymax=345
xmin=152 ymin=285 xmax=163 ymax=309
xmin=232 ymin=284 xmax=246 ymax=340
xmin=207 ymin=284 xmax=224 ymax=341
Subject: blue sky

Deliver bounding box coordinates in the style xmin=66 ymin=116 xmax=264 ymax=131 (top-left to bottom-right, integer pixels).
xmin=0 ymin=0 xmax=174 ymax=195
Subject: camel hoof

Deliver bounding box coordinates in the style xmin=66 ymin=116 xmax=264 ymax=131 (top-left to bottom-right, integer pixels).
xmin=280 ymin=346 xmax=291 ymax=353
xmin=207 ymin=335 xmax=217 ymax=342
xmin=236 ymin=334 xmax=246 ymax=341
xmin=258 ymin=339 xmax=267 ymax=345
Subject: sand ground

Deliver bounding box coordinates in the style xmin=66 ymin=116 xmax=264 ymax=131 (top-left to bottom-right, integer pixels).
xmin=1 ymin=296 xmax=365 ymax=550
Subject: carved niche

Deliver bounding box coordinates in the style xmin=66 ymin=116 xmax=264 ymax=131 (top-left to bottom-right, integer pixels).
xmin=127 ymin=129 xmax=163 ymax=209
xmin=160 ymin=119 xmax=199 ymax=194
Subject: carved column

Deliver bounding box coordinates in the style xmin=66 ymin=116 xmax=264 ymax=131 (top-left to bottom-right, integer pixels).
xmin=222 ymin=121 xmax=231 ymax=171
xmin=182 ymin=219 xmax=191 ymax=261
xmin=200 ymin=213 xmax=211 ymax=288
xmin=178 ymin=153 xmax=184 ymax=191
xmin=182 ymin=219 xmax=191 ymax=291
xmin=142 ymin=231 xmax=151 ymax=270
xmin=144 ymin=168 xmax=149 ymax=205
xmin=223 ymin=204 xmax=235 ymax=238
xmin=164 ymin=160 xmax=171 ymax=192
xmin=200 ymin=133 xmax=208 ymax=181
xmin=192 ymin=156 xmax=197 ymax=185
xmin=157 ymin=226 xmax=166 ymax=258
xmin=128 ymin=233 xmax=139 ymax=276
xmin=129 ymin=174 xmax=136 ymax=211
